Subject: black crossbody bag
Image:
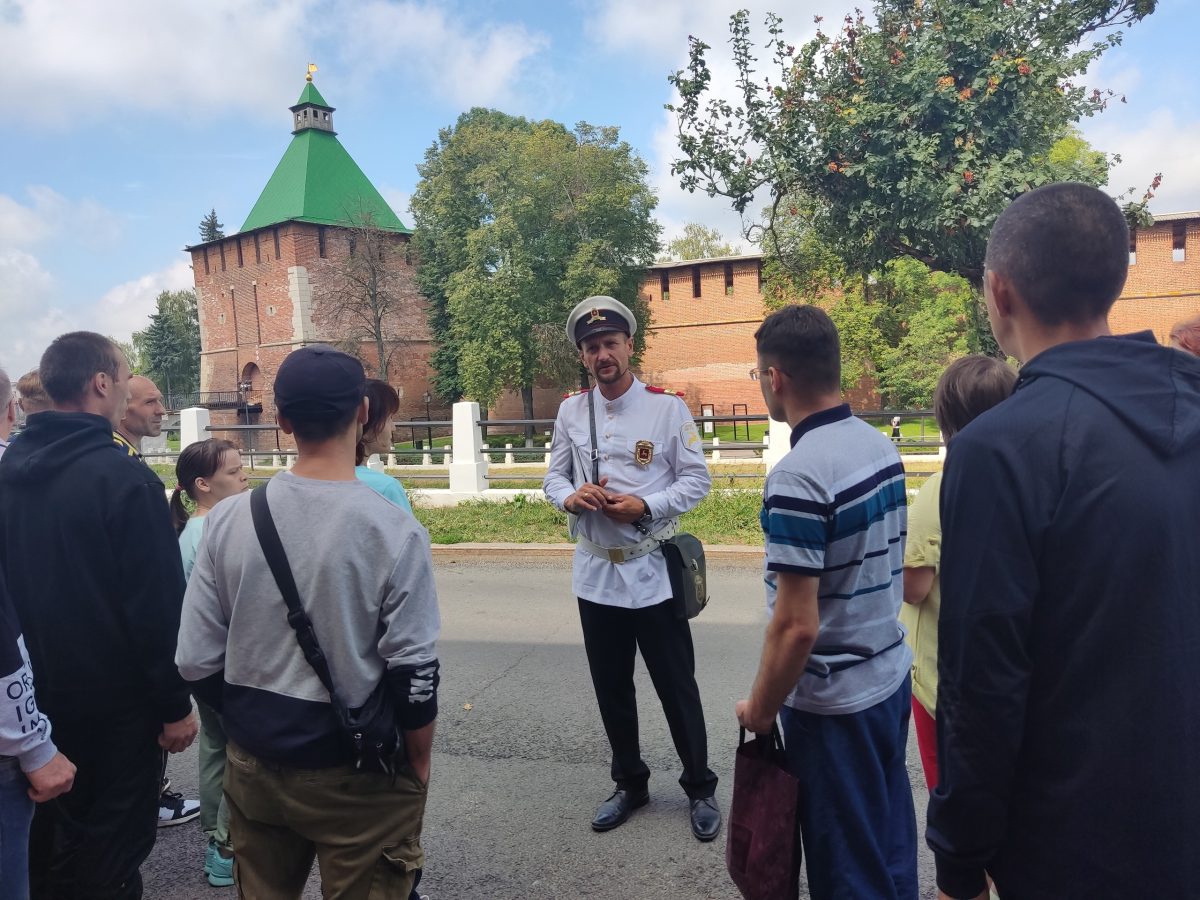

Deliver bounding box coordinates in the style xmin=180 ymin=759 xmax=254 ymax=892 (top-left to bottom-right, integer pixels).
xmin=586 ymin=389 xmax=710 ymax=619
xmin=250 ymin=484 xmax=403 ymax=775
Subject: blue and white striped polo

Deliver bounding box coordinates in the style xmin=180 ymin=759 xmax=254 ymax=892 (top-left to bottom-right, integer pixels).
xmin=761 ymin=404 xmax=912 ymax=715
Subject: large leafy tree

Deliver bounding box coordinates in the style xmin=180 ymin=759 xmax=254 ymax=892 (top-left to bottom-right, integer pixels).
xmin=132 ymin=289 xmax=201 ymax=400
xmin=669 ymin=0 xmax=1156 ymax=349
xmin=661 ymin=223 xmax=738 ymax=261
xmin=411 ymin=110 xmax=660 ymax=432
xmin=411 ymin=109 xmax=532 ymax=404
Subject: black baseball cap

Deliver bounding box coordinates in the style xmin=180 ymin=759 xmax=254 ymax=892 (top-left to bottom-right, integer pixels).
xmin=274 ymin=345 xmax=366 ymax=420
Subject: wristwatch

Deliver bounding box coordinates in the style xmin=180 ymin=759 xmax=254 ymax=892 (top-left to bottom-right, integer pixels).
xmin=638 ymin=500 xmax=652 ymax=523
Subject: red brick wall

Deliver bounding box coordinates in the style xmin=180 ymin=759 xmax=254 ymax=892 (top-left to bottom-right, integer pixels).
xmin=1110 ymin=218 xmax=1200 ymax=341
xmin=193 ymin=222 xmax=441 ymax=445
xmin=636 ymin=259 xmax=768 ymax=415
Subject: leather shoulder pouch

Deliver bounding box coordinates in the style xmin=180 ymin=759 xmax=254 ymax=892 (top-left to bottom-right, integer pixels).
xmin=250 ymin=484 xmax=402 ymax=775
xmin=658 ymin=531 xmax=710 ymax=619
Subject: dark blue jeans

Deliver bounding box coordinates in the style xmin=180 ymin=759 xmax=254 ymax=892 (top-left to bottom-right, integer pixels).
xmin=0 ymin=756 xmax=34 ymax=900
xmin=780 ymin=677 xmax=918 ymax=900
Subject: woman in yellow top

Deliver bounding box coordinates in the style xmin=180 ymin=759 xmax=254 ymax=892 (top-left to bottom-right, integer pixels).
xmin=902 ymin=355 xmax=1016 ymax=790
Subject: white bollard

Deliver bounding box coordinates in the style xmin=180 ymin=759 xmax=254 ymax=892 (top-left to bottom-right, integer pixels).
xmin=711 ymin=436 xmax=721 ymax=463
xmin=763 ymin=415 xmax=792 ymax=472
xmin=387 ymin=453 xmax=397 ymax=467
xmin=543 ymin=441 xmax=551 ymax=465
xmin=505 ymin=443 xmax=514 ymax=465
xmin=422 ymin=452 xmax=432 ymax=467
xmin=273 ymin=453 xmax=284 ymax=467
xmin=450 ymin=402 xmax=489 ymax=494
xmin=179 ymin=407 xmax=211 ymax=452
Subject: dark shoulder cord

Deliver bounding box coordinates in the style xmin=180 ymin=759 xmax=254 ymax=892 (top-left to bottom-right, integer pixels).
xmin=249 ymin=484 xmax=341 ymax=704
xmin=586 ymin=387 xmax=600 ymax=485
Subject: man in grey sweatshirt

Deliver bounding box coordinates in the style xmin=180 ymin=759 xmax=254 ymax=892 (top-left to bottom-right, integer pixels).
xmin=176 ymin=345 xmax=440 ymax=899
xmin=0 ymin=567 xmax=76 ymax=898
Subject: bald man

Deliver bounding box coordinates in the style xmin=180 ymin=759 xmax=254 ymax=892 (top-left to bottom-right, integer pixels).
xmin=112 ymin=375 xmax=202 ymax=827
xmin=115 ymin=375 xmax=166 ymax=458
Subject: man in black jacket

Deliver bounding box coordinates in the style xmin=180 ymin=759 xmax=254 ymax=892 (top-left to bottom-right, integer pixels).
xmin=0 ymin=331 xmax=198 ymax=900
xmin=927 ymin=183 xmax=1200 ymax=899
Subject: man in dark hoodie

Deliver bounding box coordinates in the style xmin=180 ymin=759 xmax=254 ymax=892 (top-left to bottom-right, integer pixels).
xmin=0 ymin=331 xmax=198 ymax=899
xmin=926 ymin=183 xmax=1200 ymax=899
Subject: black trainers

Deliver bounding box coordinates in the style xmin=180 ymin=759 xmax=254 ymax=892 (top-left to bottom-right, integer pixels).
xmin=157 ymin=790 xmax=201 ymax=827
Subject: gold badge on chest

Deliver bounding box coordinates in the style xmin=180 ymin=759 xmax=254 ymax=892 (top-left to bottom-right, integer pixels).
xmin=634 ymin=440 xmax=654 ymax=466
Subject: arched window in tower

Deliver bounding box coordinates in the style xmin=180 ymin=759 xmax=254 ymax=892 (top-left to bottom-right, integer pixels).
xmin=239 ymin=363 xmax=262 ymax=397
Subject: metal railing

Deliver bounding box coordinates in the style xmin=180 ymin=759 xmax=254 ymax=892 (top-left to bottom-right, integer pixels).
xmin=164 ymin=405 xmax=942 ymax=496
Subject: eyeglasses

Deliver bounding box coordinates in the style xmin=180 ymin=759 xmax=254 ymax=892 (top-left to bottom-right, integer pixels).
xmin=750 ymin=366 xmax=790 ymax=382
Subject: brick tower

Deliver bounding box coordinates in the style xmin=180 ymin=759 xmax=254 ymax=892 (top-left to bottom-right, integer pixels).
xmin=187 ymin=70 xmax=434 ymax=450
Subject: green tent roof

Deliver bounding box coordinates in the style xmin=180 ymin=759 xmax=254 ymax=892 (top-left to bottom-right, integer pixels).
xmin=293 ymin=81 xmax=331 ymax=109
xmin=240 ymin=128 xmax=409 ymax=233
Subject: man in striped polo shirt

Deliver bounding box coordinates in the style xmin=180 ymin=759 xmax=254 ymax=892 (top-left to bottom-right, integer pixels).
xmin=736 ymin=304 xmax=917 ymax=899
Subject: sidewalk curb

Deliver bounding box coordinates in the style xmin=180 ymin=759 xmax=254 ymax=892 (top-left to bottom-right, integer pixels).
xmin=430 ymin=543 xmax=763 ymax=561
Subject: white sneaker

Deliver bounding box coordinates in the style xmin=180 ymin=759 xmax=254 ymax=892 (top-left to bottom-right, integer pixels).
xmin=157 ymin=790 xmax=201 ymax=827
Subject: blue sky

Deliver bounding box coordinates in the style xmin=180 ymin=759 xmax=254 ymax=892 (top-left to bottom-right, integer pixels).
xmin=2 ymin=0 xmax=1197 ymax=376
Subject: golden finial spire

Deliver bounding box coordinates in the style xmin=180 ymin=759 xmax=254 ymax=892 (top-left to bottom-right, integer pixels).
xmin=306 ymin=62 xmax=318 ymax=83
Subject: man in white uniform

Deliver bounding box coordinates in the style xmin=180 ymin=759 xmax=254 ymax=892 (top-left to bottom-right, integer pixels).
xmin=543 ymin=296 xmax=720 ymax=841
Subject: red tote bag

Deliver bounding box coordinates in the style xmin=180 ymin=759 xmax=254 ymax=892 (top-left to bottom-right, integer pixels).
xmin=726 ymin=725 xmax=803 ymax=900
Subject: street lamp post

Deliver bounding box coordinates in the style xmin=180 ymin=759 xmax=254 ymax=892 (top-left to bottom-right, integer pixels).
xmin=422 ymin=391 xmax=433 ymax=450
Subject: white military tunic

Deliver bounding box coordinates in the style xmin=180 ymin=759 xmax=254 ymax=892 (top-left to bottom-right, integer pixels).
xmin=543 ymin=376 xmax=711 ymax=608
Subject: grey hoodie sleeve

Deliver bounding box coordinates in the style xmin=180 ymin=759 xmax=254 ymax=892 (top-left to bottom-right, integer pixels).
xmin=0 ymin=573 xmax=57 ymax=772
xmin=378 ymin=526 xmax=441 ymax=730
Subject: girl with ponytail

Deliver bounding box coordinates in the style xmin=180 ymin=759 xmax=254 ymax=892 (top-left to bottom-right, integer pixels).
xmin=172 ymin=439 xmax=246 ymax=568
xmin=172 ymin=437 xmax=246 ymax=887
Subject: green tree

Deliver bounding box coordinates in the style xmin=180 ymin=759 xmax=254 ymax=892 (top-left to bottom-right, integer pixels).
xmin=111 ymin=338 xmax=145 ymax=375
xmin=411 ymin=110 xmax=660 ymax=438
xmin=661 ymin=223 xmax=737 ymax=261
xmin=132 ymin=289 xmax=200 ymax=401
xmin=877 ymin=273 xmax=974 ymax=407
xmin=669 ymin=1 xmax=1156 ymax=351
xmin=198 ymin=209 xmax=224 ymax=242
xmin=411 ymin=109 xmax=534 ymax=405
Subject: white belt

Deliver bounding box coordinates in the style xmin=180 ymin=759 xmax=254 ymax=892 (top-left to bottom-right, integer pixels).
xmin=576 ymin=519 xmax=678 ymax=564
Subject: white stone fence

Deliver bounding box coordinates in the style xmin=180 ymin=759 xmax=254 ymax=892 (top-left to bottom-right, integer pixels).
xmin=178 ymin=402 xmax=943 ymax=501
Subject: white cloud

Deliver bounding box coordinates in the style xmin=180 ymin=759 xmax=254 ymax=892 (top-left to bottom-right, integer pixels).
xmin=0 ymin=248 xmax=67 ymax=377
xmin=380 ymin=186 xmax=413 ymax=223
xmin=649 ymin=111 xmax=751 ymax=252
xmin=0 ymin=186 xmax=123 ymax=248
xmin=92 ymin=260 xmax=195 ymax=343
xmin=1087 ymin=108 xmax=1200 ymax=214
xmin=589 ymin=0 xmax=851 ymax=254
xmin=586 ymin=0 xmax=848 ymax=61
xmin=1 ymin=0 xmax=549 ymax=126
xmin=336 ymin=2 xmax=550 ymax=108
xmin=0 ymin=0 xmax=313 ymax=126
xmin=0 ymin=253 xmax=194 ymax=376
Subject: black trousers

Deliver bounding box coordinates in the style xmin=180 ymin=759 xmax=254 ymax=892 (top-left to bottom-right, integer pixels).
xmin=29 ymin=704 xmax=161 ymax=900
xmin=578 ymin=597 xmax=718 ymax=800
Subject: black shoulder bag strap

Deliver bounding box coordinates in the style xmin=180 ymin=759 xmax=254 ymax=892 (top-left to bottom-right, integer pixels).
xmin=586 ymin=387 xmax=600 ymax=484
xmin=249 ymin=483 xmax=342 ymax=706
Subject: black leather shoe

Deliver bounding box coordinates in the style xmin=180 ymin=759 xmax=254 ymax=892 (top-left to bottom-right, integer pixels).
xmin=590 ymin=788 xmax=649 ymax=832
xmin=689 ymin=796 xmax=722 ymax=842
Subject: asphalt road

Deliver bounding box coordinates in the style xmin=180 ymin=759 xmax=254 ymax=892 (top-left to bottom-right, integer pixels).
xmin=143 ymin=556 xmax=938 ymax=898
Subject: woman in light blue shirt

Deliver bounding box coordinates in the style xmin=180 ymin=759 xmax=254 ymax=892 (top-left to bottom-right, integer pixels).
xmin=171 ymin=438 xmax=247 ymax=886
xmin=355 ymin=379 xmax=413 ymax=513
